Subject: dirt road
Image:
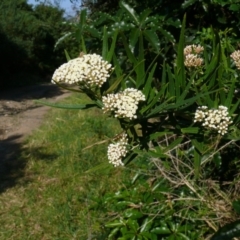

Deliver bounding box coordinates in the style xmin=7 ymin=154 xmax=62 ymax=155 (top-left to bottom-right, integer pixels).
xmin=0 ymin=84 xmax=71 ymax=162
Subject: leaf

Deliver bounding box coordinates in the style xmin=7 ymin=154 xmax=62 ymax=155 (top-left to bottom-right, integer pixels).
xmin=106 ymin=30 xmax=118 ymax=62
xmin=229 ymin=4 xmax=240 ymax=11
xmin=120 ymin=32 xmax=137 ymax=65
xmin=54 ymin=32 xmax=72 ymax=49
xmin=129 ymin=28 xmax=140 ymax=53
xmin=163 ymin=137 xmax=183 ymax=153
xmin=81 ymin=36 xmax=87 ymax=53
xmin=35 ymin=100 xmax=97 ymax=110
xmin=105 ymin=75 xmax=124 ymax=94
xmin=158 ymin=28 xmax=175 ymax=42
xmin=140 ymin=83 xmax=168 ymax=115
xmin=181 ymin=127 xmax=199 ymax=134
xmin=64 ymin=49 xmax=71 ymax=61
xmin=75 ymin=9 xmax=87 ymax=42
xmin=142 ymin=63 xmax=157 ymax=99
xmin=136 ymin=33 xmax=145 ymax=88
xmin=140 ymin=218 xmax=153 ymax=232
xmin=102 ymin=26 xmax=108 ymax=60
xmin=85 ymin=162 xmax=112 ymax=173
xmin=193 ymin=148 xmax=201 ymax=179
xmin=139 ymin=9 xmax=152 ymax=25
xmin=233 ymin=200 xmax=240 ymax=215
xmin=124 ymin=209 xmax=143 ymax=220
xmin=176 ymin=14 xmax=186 ymax=88
xmin=105 ymin=222 xmax=124 ymax=228
xmin=143 ymin=30 xmax=160 ymax=52
xmin=120 ymin=1 xmax=139 ymax=25
xmin=182 ymin=0 xmax=198 ymax=9
xmin=210 ymin=220 xmax=240 ymax=240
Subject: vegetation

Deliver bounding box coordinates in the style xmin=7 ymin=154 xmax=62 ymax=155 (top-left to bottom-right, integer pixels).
xmin=2 ymin=0 xmax=240 ymax=239
xmin=0 ymin=0 xmax=67 ymax=88
xmin=0 ymin=94 xmax=123 ymax=239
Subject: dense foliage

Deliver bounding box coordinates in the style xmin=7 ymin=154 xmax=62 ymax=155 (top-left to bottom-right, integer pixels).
xmin=0 ymin=0 xmax=67 ymax=88
xmin=41 ymin=1 xmax=240 ymax=238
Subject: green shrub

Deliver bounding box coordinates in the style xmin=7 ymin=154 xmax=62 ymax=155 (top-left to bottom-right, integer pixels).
xmin=44 ymin=2 xmax=240 ymax=239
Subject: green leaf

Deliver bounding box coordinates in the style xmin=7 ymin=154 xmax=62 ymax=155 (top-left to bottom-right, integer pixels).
xmin=225 ymin=79 xmax=236 ymax=108
xmin=120 ymin=1 xmax=139 ymax=25
xmin=211 ymin=220 xmax=240 ymax=240
xmin=112 ymin=53 xmax=123 ymax=78
xmin=85 ymin=162 xmax=112 ymax=173
xmin=80 ymin=36 xmax=87 ymax=53
xmin=158 ymin=28 xmax=175 ymax=42
xmin=176 ymin=14 xmax=186 ymax=88
xmin=182 ymin=0 xmax=198 ymax=9
xmin=163 ymin=137 xmax=183 ymax=153
xmin=142 ymin=63 xmax=157 ymax=99
xmin=129 ymin=28 xmax=140 ymax=53
xmin=35 ymin=100 xmax=98 ymax=110
xmin=150 ymin=227 xmax=171 ymax=234
xmin=145 ymin=97 xmax=175 ymax=118
xmin=105 ymin=75 xmax=124 ymax=94
xmin=120 ymin=32 xmax=137 ymax=65
xmin=232 ymin=200 xmax=240 ymax=215
xmin=181 ymin=127 xmax=199 ymax=134
xmin=140 ymin=83 xmax=168 ymax=115
xmin=193 ymin=148 xmax=201 ymax=179
xmin=229 ymin=4 xmax=240 ymax=11
xmin=143 ymin=30 xmax=160 ymax=52
xmin=75 ymin=9 xmax=87 ymax=42
xmin=139 ymin=9 xmax=152 ymax=25
xmin=64 ymin=49 xmax=71 ymax=61
xmin=108 ymin=227 xmax=120 ymax=238
xmin=105 ymin=222 xmax=124 ymax=228
xmin=102 ymin=26 xmax=108 ymax=60
xmin=140 ymin=218 xmax=153 ymax=232
xmin=106 ymin=30 xmax=118 ymax=62
xmin=136 ymin=33 xmax=145 ymax=88
xmin=191 ymin=139 xmax=205 ymax=154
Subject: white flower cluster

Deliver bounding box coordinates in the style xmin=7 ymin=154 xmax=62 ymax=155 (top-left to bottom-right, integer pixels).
xmin=194 ymin=105 xmax=232 ymax=135
xmin=184 ymin=44 xmax=204 ymax=68
xmin=107 ymin=133 xmax=128 ymax=167
xmin=102 ymin=88 xmax=146 ymax=119
xmin=184 ymin=45 xmax=204 ymax=55
xmin=230 ymin=50 xmax=240 ymax=70
xmin=52 ymin=54 xmax=113 ymax=87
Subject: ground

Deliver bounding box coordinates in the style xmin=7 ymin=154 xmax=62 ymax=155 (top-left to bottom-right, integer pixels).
xmin=0 ymin=83 xmax=71 ymax=163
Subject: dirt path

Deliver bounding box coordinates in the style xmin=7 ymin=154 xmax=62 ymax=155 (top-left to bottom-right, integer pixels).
xmin=0 ymin=84 xmax=71 ymax=162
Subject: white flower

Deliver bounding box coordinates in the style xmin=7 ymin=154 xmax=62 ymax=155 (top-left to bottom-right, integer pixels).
xmin=184 ymin=54 xmax=203 ymax=68
xmin=107 ymin=133 xmax=128 ymax=167
xmin=194 ymin=105 xmax=232 ymax=135
xmin=184 ymin=45 xmax=204 ymax=68
xmin=52 ymin=53 xmax=113 ymax=87
xmin=102 ymin=88 xmax=146 ymax=119
xmin=184 ymin=45 xmax=204 ymax=55
xmin=230 ymin=50 xmax=240 ymax=70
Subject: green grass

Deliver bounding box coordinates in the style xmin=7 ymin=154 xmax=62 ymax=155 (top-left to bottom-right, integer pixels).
xmin=0 ymin=93 xmax=124 ymax=240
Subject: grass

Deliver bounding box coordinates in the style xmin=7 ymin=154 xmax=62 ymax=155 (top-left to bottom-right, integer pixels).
xmin=0 ymin=93 xmax=125 ymax=240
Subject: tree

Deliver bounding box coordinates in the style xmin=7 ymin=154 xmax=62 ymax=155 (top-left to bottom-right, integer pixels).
xmin=0 ymin=0 xmax=67 ymax=88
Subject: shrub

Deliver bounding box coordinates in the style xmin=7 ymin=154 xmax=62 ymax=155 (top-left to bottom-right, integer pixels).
xmin=42 ymin=2 xmax=240 ymax=239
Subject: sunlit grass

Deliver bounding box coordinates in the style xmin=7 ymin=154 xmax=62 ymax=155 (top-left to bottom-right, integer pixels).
xmin=0 ymin=93 xmax=124 ymax=240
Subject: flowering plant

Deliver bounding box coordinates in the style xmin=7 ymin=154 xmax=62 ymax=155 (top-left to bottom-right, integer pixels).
xmin=38 ymin=4 xmax=240 ymax=239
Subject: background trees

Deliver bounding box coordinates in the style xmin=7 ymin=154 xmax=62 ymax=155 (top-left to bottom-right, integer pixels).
xmin=0 ymin=0 xmax=67 ymax=88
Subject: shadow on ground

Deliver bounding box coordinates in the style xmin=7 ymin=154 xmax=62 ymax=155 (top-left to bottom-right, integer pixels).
xmin=0 ymin=134 xmax=27 ymax=192
xmin=0 ymin=134 xmax=58 ymax=193
xmin=0 ymin=83 xmax=65 ymax=101
xmin=0 ymin=83 xmax=69 ymax=193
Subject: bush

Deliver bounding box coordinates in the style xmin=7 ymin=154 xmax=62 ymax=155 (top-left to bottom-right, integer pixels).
xmin=44 ymin=2 xmax=240 ymax=239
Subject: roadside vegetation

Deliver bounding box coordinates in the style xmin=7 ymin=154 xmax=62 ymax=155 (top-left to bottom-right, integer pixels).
xmin=0 ymin=93 xmax=124 ymax=239
xmin=1 ymin=0 xmax=240 ymax=239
